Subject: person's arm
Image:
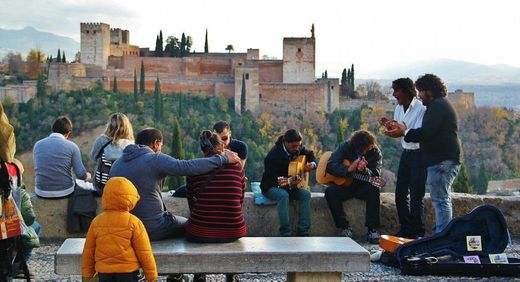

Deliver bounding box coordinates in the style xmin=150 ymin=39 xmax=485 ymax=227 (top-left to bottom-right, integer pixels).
xmin=405 ymin=101 xmax=445 ymax=143
xmin=20 ymin=187 xmax=36 ymax=226
xmin=155 ymin=153 xmax=228 ymax=176
xmin=81 ymin=224 xmax=97 ymax=278
xmin=71 ymin=143 xmax=89 ymax=180
xmin=132 ymin=219 xmax=158 ymax=282
xmin=365 ymin=146 xmax=382 ymax=177
xmin=326 ymin=142 xmax=351 ymax=177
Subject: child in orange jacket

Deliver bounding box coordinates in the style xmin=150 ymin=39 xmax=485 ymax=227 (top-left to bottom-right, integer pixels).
xmin=82 ymin=177 xmax=157 ymax=282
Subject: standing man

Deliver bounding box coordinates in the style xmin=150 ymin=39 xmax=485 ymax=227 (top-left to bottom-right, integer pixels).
xmin=383 ymin=78 xmax=426 ymax=239
xmin=387 ymin=74 xmax=462 ymax=234
xmin=33 ymin=116 xmax=91 ymax=198
xmin=213 ymin=121 xmax=248 ymax=167
xmin=109 ymin=128 xmax=240 ymax=241
xmin=260 ymin=129 xmax=316 ymax=236
xmin=324 ymin=130 xmax=382 ymax=244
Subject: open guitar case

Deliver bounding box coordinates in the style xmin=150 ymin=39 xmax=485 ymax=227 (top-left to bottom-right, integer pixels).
xmin=392 ymin=204 xmax=520 ymax=277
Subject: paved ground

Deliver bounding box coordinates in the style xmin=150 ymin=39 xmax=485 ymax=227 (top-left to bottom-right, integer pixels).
xmin=11 ymin=237 xmax=520 ymax=281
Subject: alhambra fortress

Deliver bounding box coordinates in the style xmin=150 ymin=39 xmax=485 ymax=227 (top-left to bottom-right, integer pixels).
xmin=46 ymin=22 xmax=340 ymax=115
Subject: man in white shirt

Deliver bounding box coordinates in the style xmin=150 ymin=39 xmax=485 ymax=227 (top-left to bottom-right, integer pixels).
xmin=382 ymin=78 xmax=426 ymax=238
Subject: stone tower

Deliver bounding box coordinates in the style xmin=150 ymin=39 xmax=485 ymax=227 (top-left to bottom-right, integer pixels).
xmin=234 ymin=66 xmax=259 ymax=114
xmin=80 ymin=22 xmax=111 ymax=69
xmin=282 ymin=26 xmax=316 ymax=84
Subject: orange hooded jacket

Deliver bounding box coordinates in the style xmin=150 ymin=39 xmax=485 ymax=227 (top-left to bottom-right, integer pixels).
xmin=82 ymin=177 xmax=157 ymax=281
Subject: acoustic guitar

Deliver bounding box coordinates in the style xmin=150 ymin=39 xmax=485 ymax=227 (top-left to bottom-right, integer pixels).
xmin=278 ymin=155 xmax=310 ymax=189
xmin=316 ymin=151 xmax=386 ymax=189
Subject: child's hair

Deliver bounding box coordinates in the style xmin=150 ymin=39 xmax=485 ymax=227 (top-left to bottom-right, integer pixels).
xmin=104 ymin=113 xmax=134 ymax=144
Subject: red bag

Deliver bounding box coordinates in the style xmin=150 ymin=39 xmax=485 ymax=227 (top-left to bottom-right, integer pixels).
xmin=0 ymin=196 xmax=22 ymax=240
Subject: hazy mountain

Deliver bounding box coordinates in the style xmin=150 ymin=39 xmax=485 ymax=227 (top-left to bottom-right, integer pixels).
xmin=369 ymin=59 xmax=520 ymax=85
xmin=0 ymin=26 xmax=79 ymax=59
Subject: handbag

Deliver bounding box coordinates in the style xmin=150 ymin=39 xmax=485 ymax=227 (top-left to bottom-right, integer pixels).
xmin=0 ymin=196 xmax=22 ymax=240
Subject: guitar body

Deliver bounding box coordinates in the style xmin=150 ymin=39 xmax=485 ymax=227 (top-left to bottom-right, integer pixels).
xmin=316 ymin=151 xmax=386 ymax=188
xmin=288 ymin=155 xmax=310 ymax=189
xmin=316 ymin=151 xmax=353 ymax=186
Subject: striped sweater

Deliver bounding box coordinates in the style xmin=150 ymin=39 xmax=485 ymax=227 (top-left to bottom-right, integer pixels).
xmin=186 ymin=162 xmax=247 ymax=240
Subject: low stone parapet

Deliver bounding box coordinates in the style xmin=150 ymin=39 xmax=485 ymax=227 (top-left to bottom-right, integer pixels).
xmin=32 ymin=192 xmax=520 ymax=239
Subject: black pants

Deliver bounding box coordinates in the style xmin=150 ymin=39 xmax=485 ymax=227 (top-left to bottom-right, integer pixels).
xmin=98 ymin=271 xmax=139 ymax=282
xmin=395 ymin=149 xmax=426 ymax=236
xmin=325 ymin=181 xmax=380 ymax=229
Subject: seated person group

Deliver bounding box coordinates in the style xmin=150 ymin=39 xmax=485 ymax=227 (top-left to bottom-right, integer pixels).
xmin=15 ymin=111 xmax=433 ymax=281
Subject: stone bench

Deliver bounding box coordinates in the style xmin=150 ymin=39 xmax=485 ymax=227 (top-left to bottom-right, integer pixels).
xmin=55 ymin=237 xmax=370 ymax=281
xmin=33 ymin=192 xmax=520 ymax=239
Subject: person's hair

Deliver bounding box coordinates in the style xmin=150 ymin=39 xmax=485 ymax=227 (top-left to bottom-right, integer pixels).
xmin=103 ymin=113 xmax=134 ymax=143
xmin=199 ymin=130 xmax=224 ymax=156
xmin=392 ymin=78 xmax=416 ymax=100
xmin=213 ymin=121 xmax=230 ymax=133
xmin=277 ymin=129 xmax=303 ymax=143
xmin=415 ymin=74 xmax=447 ymax=98
xmin=52 ymin=116 xmax=72 ymax=134
xmin=135 ymin=128 xmax=163 ymax=146
xmin=348 ymin=130 xmax=377 ymax=152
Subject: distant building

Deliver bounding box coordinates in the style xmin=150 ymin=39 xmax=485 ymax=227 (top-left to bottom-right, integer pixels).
xmin=487 ymin=178 xmax=520 ymax=196
xmin=0 ymin=80 xmax=36 ymax=103
xmin=448 ymin=89 xmax=476 ymax=110
xmin=48 ymin=22 xmax=339 ymax=115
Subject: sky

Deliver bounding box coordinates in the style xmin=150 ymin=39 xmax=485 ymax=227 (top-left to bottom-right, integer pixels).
xmin=1 ymin=0 xmax=520 ymax=78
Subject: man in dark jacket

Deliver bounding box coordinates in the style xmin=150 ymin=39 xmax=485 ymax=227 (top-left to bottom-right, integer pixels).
xmin=387 ymin=74 xmax=462 ymax=234
xmin=325 ymin=130 xmax=382 ymax=244
xmin=260 ymin=129 xmax=316 ymax=236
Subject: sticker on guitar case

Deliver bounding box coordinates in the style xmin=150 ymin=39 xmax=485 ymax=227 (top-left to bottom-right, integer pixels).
xmin=466 ymin=235 xmax=482 ymax=251
xmin=489 ymin=253 xmax=509 ymax=264
xmin=463 ymin=255 xmax=481 ymax=264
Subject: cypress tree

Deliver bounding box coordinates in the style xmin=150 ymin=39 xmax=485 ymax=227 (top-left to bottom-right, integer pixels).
xmin=453 ymin=164 xmax=473 ymax=193
xmin=240 ymin=73 xmax=246 ymax=114
xmin=113 ymin=76 xmax=118 ymax=93
xmin=155 ymin=35 xmax=160 ymax=56
xmin=154 ymin=76 xmax=161 ymax=121
xmin=204 ymin=29 xmax=209 ymax=53
xmin=36 ymin=73 xmax=46 ymax=100
xmin=166 ymin=118 xmax=185 ymax=190
xmin=57 ymin=49 xmax=61 ymax=63
xmin=180 ymin=33 xmax=187 ymax=56
xmin=476 ymin=164 xmax=489 ymax=194
xmin=140 ymin=60 xmax=145 ymax=96
xmin=133 ymin=69 xmax=138 ymax=102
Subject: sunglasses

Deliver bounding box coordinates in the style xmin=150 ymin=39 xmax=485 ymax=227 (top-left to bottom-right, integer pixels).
xmin=221 ymin=136 xmax=229 ymax=142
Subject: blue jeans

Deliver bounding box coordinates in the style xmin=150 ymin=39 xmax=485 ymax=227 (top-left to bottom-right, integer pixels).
xmin=265 ymin=187 xmax=311 ymax=236
xmin=427 ymin=160 xmax=460 ymax=234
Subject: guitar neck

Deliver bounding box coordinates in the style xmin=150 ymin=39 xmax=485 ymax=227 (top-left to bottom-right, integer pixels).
xmin=352 ymin=173 xmax=370 ymax=183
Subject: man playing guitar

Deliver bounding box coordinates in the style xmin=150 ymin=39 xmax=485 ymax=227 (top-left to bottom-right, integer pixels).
xmin=324 ymin=129 xmax=382 ymax=244
xmin=260 ymin=129 xmax=316 ymax=236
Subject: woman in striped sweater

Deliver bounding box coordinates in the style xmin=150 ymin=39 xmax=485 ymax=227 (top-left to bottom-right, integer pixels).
xmin=186 ymin=130 xmax=247 ymax=243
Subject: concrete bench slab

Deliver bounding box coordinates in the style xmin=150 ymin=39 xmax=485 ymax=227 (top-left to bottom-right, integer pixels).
xmin=56 ymin=237 xmax=370 ymax=281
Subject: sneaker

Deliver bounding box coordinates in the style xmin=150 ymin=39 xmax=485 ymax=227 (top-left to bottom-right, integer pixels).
xmin=166 ymin=274 xmax=189 ymax=282
xmin=340 ymin=226 xmax=354 ymax=238
xmin=367 ymin=229 xmax=380 ymax=244
xmin=226 ymin=273 xmax=239 ymax=282
xmin=194 ymin=274 xmax=206 ymax=282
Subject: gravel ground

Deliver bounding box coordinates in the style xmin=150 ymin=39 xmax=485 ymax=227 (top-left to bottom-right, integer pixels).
xmin=11 ymin=237 xmax=520 ymax=282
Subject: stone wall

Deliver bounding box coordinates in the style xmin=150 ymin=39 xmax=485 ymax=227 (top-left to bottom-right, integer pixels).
xmin=80 ymin=23 xmax=111 ymax=69
xmin=32 ymin=192 xmax=520 ymax=240
xmin=0 ymin=81 xmax=36 ymax=103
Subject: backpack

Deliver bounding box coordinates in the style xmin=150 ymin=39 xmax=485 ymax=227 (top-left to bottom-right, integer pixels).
xmin=94 ymin=140 xmax=113 ymax=191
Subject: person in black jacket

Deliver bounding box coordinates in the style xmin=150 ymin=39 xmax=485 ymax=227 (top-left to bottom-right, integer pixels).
xmin=324 ymin=130 xmax=382 ymax=244
xmin=260 ymin=129 xmax=316 ymax=236
xmin=386 ymin=74 xmax=462 ymax=234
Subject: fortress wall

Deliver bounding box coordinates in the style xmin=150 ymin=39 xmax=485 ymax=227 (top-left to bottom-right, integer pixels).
xmin=283 ymin=37 xmax=315 ymax=84
xmin=258 ymin=60 xmax=283 ymax=83
xmin=259 ymin=83 xmax=332 ymax=113
xmin=214 ymin=82 xmax=235 ymax=99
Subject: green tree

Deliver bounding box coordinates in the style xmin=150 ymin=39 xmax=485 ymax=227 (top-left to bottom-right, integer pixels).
xmin=112 ymin=76 xmax=118 ymax=93
xmin=36 ymin=73 xmax=46 ymax=100
xmin=180 ymin=33 xmax=187 ymax=56
xmin=165 ymin=36 xmax=180 ymax=57
xmin=166 ymin=118 xmax=185 ymax=190
xmin=204 ymin=29 xmax=209 ymax=53
xmin=240 ymin=73 xmax=246 ymax=114
xmin=475 ymin=164 xmax=489 ymax=194
xmin=133 ymin=69 xmax=138 ymax=102
xmin=225 ymin=44 xmax=234 ymax=54
xmin=453 ymin=163 xmax=473 ymax=193
xmin=140 ymin=60 xmax=145 ymax=96
xmin=154 ymin=76 xmax=162 ymax=121
xmin=57 ymin=49 xmax=61 ymax=62
xmin=62 ymin=51 xmax=66 ymax=63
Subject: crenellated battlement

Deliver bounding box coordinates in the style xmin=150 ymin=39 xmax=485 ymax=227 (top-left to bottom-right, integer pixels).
xmin=80 ymin=22 xmax=110 ymax=32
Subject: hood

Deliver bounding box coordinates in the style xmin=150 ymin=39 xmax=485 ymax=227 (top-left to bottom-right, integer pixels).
xmin=0 ymin=102 xmax=16 ymax=163
xmin=121 ymin=144 xmax=153 ymax=162
xmin=102 ymin=177 xmax=140 ymax=211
